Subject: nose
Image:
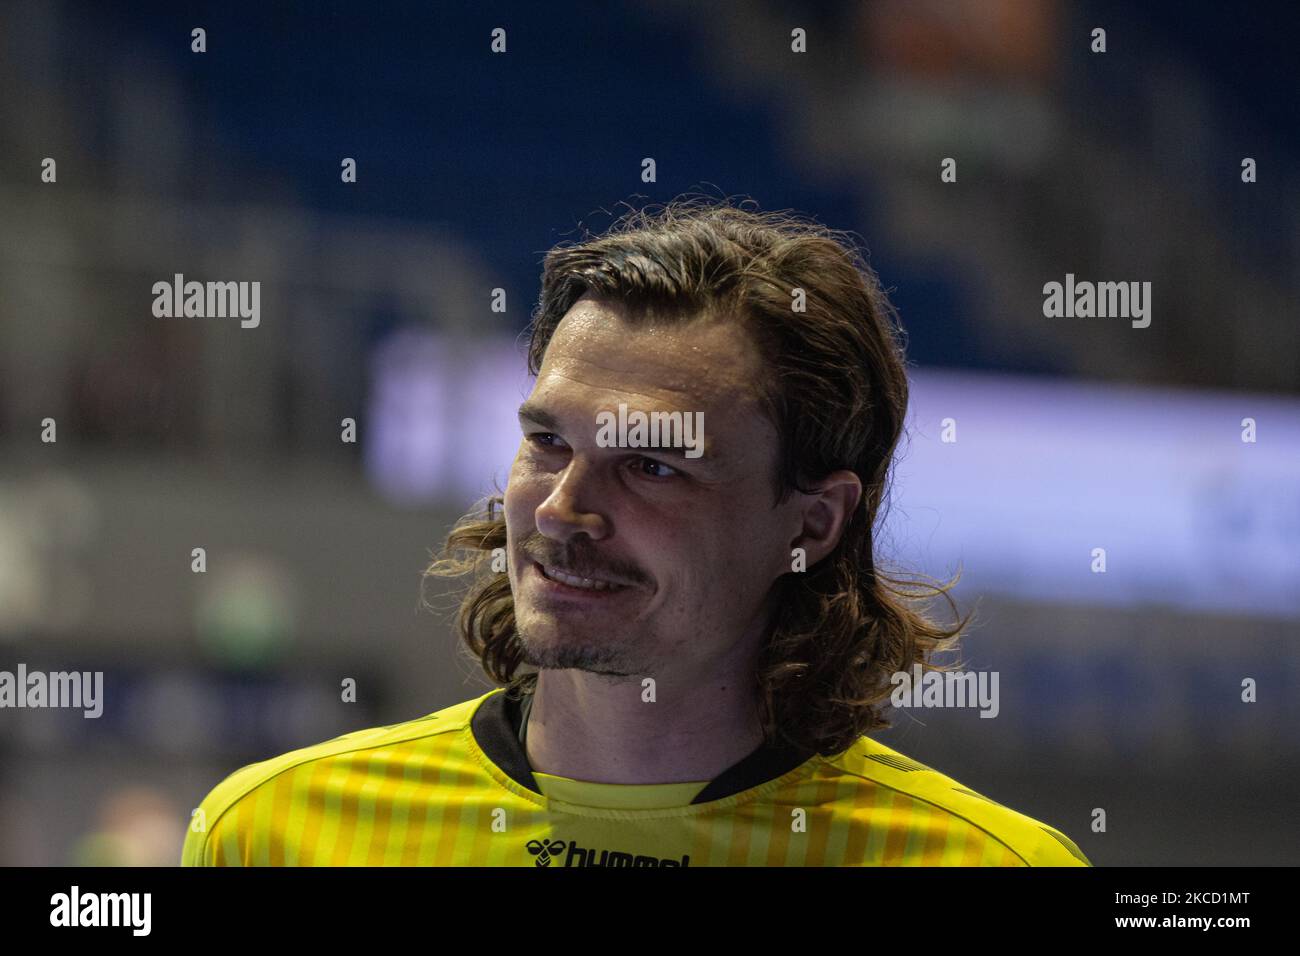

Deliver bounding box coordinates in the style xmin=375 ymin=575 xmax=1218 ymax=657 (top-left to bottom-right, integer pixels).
xmin=534 ymin=457 xmax=610 ymax=542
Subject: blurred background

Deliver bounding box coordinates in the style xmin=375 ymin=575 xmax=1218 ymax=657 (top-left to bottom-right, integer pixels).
xmin=1 ymin=0 xmax=1297 ymax=866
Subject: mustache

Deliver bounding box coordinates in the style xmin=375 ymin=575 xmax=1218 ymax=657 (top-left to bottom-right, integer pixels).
xmin=519 ymin=532 xmax=647 ymax=587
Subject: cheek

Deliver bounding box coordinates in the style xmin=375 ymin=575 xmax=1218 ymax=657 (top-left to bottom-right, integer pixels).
xmin=502 ymin=465 xmax=531 ymax=551
xmin=697 ymin=515 xmax=783 ymax=594
xmin=504 ymin=447 xmax=527 ymax=491
xmin=656 ymin=525 xmax=731 ymax=596
xmin=504 ymin=454 xmax=543 ymax=513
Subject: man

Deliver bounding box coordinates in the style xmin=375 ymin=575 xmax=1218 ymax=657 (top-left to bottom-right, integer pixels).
xmin=183 ymin=198 xmax=1090 ymax=866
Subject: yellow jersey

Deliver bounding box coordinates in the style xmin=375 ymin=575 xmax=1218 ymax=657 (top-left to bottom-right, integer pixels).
xmin=182 ymin=687 xmax=1090 ymax=867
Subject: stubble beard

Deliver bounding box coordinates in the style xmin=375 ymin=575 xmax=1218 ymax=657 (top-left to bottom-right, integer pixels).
xmin=515 ymin=615 xmax=642 ymax=679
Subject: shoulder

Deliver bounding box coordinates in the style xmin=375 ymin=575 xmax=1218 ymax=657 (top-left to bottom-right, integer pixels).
xmin=181 ymin=690 xmax=494 ymax=866
xmin=820 ymin=735 xmax=1092 ymax=867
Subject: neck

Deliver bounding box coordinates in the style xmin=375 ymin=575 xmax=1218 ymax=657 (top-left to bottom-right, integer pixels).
xmin=523 ymin=668 xmax=766 ymax=785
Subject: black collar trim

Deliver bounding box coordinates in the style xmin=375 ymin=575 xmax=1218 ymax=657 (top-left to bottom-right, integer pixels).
xmin=469 ymin=689 xmax=816 ymax=805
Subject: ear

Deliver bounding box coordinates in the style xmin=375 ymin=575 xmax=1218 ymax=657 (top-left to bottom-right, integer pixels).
xmin=789 ymin=470 xmax=863 ymax=567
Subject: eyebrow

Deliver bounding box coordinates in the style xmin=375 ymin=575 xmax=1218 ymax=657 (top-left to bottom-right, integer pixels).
xmin=517 ymin=401 xmax=715 ymax=462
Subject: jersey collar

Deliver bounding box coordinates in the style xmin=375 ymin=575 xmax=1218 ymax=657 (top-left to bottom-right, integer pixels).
xmin=470 ymin=688 xmax=816 ymax=805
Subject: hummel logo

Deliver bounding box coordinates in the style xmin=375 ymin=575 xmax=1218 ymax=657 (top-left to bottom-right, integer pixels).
xmin=526 ymin=838 xmax=566 ymax=867
xmin=524 ymin=838 xmax=690 ymax=867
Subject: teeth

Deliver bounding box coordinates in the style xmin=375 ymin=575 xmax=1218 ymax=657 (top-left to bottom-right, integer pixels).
xmin=543 ymin=565 xmax=621 ymax=591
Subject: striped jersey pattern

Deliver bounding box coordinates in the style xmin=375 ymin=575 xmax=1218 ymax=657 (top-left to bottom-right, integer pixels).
xmin=182 ymin=688 xmax=1091 ymax=867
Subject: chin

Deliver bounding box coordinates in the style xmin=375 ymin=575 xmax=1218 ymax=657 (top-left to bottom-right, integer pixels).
xmin=516 ymin=623 xmax=635 ymax=671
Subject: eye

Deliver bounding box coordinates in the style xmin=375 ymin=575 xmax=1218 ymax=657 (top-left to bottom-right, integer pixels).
xmin=634 ymin=457 xmax=679 ymax=479
xmin=526 ymin=432 xmax=567 ymax=449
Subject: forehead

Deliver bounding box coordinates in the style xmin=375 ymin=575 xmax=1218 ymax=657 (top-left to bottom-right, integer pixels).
xmin=533 ymin=296 xmax=766 ymax=412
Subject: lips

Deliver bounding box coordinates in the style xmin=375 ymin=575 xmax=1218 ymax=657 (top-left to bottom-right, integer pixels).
xmin=535 ymin=562 xmax=631 ymax=592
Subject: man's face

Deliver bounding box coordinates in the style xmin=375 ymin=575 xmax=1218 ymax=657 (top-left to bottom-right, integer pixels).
xmin=503 ymin=295 xmax=798 ymax=682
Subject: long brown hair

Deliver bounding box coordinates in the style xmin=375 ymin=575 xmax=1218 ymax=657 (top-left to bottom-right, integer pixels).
xmin=424 ymin=195 xmax=970 ymax=756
